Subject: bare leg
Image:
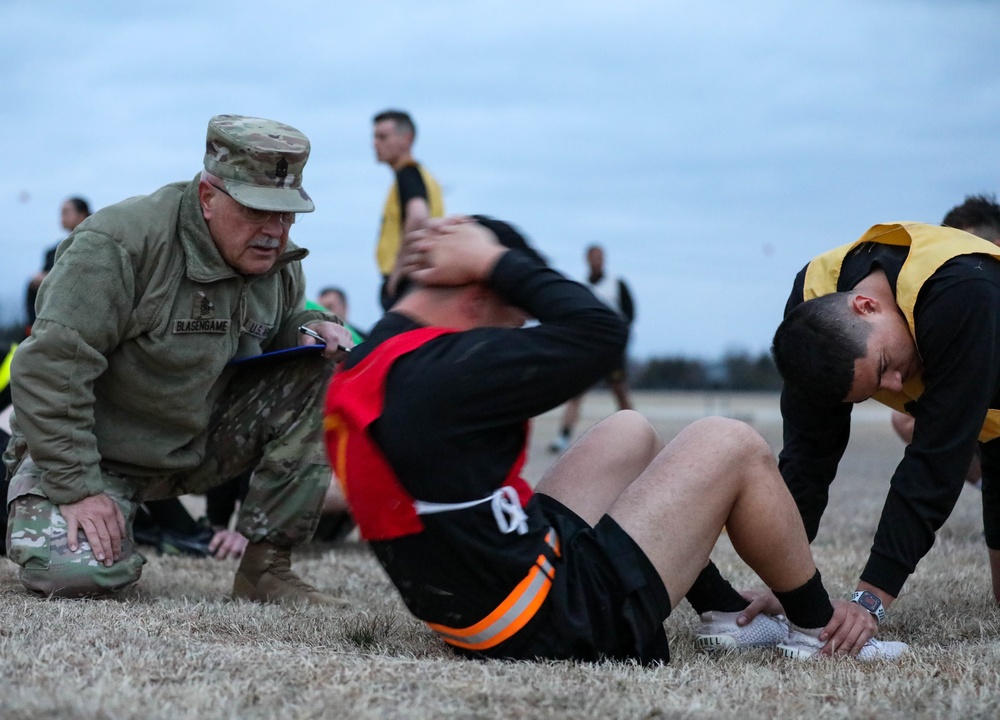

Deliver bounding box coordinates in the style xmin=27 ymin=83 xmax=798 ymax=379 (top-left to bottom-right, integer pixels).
xmin=549 ymin=395 xmax=586 ymax=453
xmin=606 ymin=416 xmax=816 ymax=610
xmin=609 ymin=378 xmax=633 ymax=411
xmin=537 ymin=410 xmax=663 ymax=526
xmin=561 ymin=395 xmax=583 ymax=437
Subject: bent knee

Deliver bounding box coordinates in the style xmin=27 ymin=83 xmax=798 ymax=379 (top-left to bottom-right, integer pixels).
xmin=7 ymin=496 xmax=144 ymax=598
xmin=607 ymin=409 xmax=662 ymax=453
xmin=19 ymin=550 xmax=144 ymax=598
xmin=687 ymin=416 xmax=774 ymax=462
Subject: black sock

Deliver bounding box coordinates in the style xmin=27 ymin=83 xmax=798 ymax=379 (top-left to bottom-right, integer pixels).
xmin=685 ymin=562 xmax=750 ymax=614
xmin=773 ymin=569 xmax=834 ymax=629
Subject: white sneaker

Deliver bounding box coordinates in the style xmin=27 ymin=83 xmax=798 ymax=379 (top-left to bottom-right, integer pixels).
xmin=695 ymin=610 xmax=789 ymax=652
xmin=778 ymin=623 xmax=908 ymax=661
xmin=547 ymin=436 xmax=569 ymax=454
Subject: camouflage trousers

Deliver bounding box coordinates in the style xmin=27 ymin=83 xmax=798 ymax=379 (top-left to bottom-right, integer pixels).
xmin=3 ymin=354 xmax=335 ymax=598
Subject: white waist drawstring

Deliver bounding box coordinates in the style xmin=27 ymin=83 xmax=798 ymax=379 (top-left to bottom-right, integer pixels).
xmin=412 ymin=485 xmax=528 ymax=535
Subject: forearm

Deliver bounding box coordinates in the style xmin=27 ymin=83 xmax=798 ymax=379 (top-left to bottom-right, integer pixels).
xmin=863 ymin=274 xmax=1000 ymax=596
xmin=490 ymin=252 xmax=627 ymax=353
xmin=860 ymin=445 xmax=969 ymax=597
xmin=778 ymin=388 xmax=852 ymax=540
xmin=474 ymin=253 xmax=628 ymax=419
xmin=403 ymin=197 xmax=430 ymax=235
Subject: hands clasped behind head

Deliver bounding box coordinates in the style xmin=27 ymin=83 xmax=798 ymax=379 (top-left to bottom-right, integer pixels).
xmin=400 ymin=217 xmax=500 ymax=287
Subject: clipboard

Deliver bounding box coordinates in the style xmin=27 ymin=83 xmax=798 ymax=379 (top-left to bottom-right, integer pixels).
xmin=227 ymin=344 xmax=326 ymax=367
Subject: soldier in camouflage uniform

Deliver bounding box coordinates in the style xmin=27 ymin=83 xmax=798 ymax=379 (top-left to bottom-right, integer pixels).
xmin=4 ymin=115 xmax=353 ymax=603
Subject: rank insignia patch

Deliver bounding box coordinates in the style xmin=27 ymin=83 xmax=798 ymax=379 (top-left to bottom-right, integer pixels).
xmin=173 ymin=291 xmax=231 ymax=334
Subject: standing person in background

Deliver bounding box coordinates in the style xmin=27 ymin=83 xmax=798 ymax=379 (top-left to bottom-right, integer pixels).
xmin=372 ymin=109 xmax=444 ymax=309
xmin=550 ymin=244 xmax=635 ymax=454
xmin=26 ymin=197 xmax=90 ymax=332
xmin=889 ymin=193 xmax=1000 ymax=488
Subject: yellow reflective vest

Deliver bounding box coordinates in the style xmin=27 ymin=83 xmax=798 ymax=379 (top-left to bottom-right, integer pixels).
xmin=804 ymin=221 xmax=1000 ymax=441
xmin=376 ymin=163 xmax=444 ymax=276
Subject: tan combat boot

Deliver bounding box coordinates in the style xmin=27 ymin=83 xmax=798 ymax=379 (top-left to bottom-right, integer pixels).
xmin=232 ymin=541 xmax=347 ymax=606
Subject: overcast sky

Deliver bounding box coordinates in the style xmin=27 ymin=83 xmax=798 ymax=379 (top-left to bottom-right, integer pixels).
xmin=2 ymin=0 xmax=998 ymax=358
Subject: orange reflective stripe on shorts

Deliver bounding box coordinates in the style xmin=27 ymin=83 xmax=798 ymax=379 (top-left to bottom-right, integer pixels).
xmin=426 ymin=529 xmax=560 ymax=651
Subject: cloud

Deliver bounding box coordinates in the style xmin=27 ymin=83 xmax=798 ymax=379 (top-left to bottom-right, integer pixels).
xmin=2 ymin=0 xmax=998 ymax=355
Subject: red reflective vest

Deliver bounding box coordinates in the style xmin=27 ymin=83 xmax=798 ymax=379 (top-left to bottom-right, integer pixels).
xmin=323 ymin=326 xmax=534 ymax=541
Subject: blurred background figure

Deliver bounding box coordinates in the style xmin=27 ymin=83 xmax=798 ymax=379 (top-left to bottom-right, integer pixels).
xmin=941 ymin=193 xmax=1000 ymax=243
xmin=312 ymin=284 xmax=361 ymax=541
xmin=26 ymin=197 xmax=90 ymax=333
xmin=890 ymin=193 xmax=1000 ymax=489
xmin=372 ymin=109 xmax=444 ymax=309
xmin=318 ymin=286 xmax=366 ymax=344
xmin=550 ymin=244 xmax=636 ymax=453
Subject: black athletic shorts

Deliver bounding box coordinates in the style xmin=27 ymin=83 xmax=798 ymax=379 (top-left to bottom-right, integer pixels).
xmin=471 ymin=493 xmax=673 ymax=665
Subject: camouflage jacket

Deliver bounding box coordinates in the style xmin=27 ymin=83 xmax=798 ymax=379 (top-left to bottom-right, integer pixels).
xmin=11 ymin=174 xmax=330 ymax=505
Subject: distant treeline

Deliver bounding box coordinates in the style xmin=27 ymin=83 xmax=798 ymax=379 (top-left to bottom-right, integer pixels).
xmin=631 ymin=350 xmax=782 ymax=391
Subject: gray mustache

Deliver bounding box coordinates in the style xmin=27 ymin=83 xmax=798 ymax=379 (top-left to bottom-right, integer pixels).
xmin=250 ymin=237 xmax=281 ymax=249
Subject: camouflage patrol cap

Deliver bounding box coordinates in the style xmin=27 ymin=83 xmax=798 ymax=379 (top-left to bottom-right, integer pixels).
xmin=204 ymin=114 xmax=315 ymax=213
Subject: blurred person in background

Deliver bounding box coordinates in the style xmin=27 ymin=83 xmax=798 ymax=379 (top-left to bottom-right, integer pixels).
xmin=549 ymin=244 xmax=635 ymax=454
xmin=318 ymin=286 xmax=366 ymax=345
xmin=26 ymin=197 xmax=90 ymax=333
xmin=372 ymin=109 xmax=444 ymax=309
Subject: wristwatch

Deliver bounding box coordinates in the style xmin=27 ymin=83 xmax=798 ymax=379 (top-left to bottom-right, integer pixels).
xmin=851 ymin=590 xmax=886 ymax=624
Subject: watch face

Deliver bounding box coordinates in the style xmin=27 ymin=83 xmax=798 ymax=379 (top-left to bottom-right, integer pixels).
xmin=856 ymin=591 xmax=881 ymax=612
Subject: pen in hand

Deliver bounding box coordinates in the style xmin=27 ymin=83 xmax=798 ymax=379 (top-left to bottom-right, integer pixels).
xmin=298 ymin=325 xmax=351 ymax=353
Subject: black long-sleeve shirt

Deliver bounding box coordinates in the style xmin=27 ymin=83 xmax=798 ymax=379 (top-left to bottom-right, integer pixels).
xmin=341 ymin=250 xmax=628 ymax=624
xmin=780 ymin=242 xmax=1000 ymax=597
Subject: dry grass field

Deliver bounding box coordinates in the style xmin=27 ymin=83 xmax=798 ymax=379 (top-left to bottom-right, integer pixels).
xmin=2 ymin=391 xmax=999 ymax=719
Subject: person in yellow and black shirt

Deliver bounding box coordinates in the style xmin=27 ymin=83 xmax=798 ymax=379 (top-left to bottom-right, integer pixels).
xmin=324 ymin=216 xmax=901 ymax=664
xmin=372 ymin=109 xmax=444 ymax=309
xmin=767 ymin=221 xmax=1000 ymax=632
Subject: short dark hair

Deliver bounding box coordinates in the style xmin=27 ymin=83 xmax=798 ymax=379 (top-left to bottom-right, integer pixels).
xmin=771 ymin=293 xmax=872 ymax=406
xmin=318 ymin=286 xmax=347 ymax=304
xmin=472 ymin=215 xmax=547 ymax=268
xmin=66 ymin=197 xmax=91 ymax=216
xmin=373 ymin=110 xmax=416 ymax=138
xmin=942 ymin=193 xmax=1000 ymax=243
